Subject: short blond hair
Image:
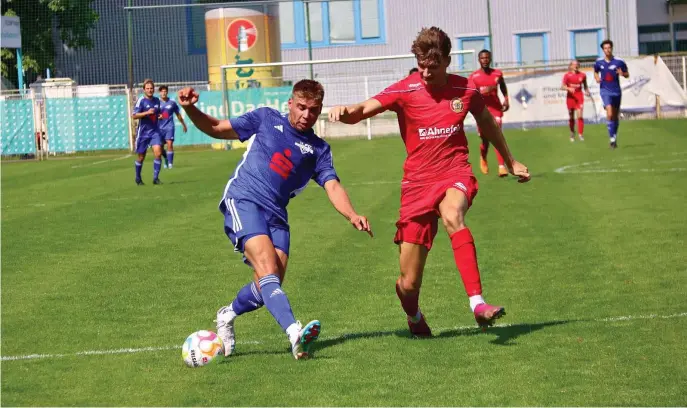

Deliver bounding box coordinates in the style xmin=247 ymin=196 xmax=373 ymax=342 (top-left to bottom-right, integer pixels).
xmin=142 ymin=78 xmax=154 ymax=88
xmin=292 ymin=79 xmax=325 ymax=103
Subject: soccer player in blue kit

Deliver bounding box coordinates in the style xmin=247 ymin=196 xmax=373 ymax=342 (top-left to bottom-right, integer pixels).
xmin=132 ymin=79 xmax=164 ymax=185
xmin=158 ymin=85 xmax=187 ymax=169
xmin=594 ymin=40 xmax=629 ymax=149
xmin=177 ymin=80 xmax=373 ymax=360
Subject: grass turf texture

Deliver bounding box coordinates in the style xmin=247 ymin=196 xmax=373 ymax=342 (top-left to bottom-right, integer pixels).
xmin=2 ymin=119 xmax=686 ymax=406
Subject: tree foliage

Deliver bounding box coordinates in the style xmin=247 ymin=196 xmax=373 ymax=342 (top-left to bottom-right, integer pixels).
xmin=1 ymin=0 xmax=99 ymax=88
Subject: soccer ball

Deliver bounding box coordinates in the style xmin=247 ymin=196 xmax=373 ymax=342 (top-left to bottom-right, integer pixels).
xmin=182 ymin=330 xmax=224 ymax=367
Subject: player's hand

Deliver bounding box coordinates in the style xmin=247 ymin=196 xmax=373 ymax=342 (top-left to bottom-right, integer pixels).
xmin=182 ymin=124 xmax=188 ymax=133
xmin=595 ymin=76 xmax=602 ymax=84
xmin=178 ymin=87 xmax=199 ymax=107
xmin=328 ymin=105 xmax=349 ymax=122
xmin=585 ymin=90 xmax=592 ymax=97
xmin=616 ymin=67 xmax=623 ymax=76
xmin=501 ymin=99 xmax=510 ymax=112
xmin=146 ymin=108 xmax=156 ymax=115
xmin=350 ymin=214 xmax=373 ymax=238
xmin=508 ymin=160 xmax=530 ymax=183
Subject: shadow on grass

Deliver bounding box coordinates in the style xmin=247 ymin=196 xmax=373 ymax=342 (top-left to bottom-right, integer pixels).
xmin=313 ymin=319 xmax=572 ymax=352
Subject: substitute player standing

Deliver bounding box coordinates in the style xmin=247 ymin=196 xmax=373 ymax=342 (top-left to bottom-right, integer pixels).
xmin=177 ymin=80 xmax=372 ymax=359
xmin=469 ymin=49 xmax=510 ymax=177
xmin=594 ymin=40 xmax=629 ymax=149
xmin=158 ymin=85 xmax=187 ymax=169
xmin=329 ymin=27 xmax=530 ymax=336
xmin=132 ymin=79 xmax=164 ymax=185
xmin=562 ymin=60 xmax=591 ymax=142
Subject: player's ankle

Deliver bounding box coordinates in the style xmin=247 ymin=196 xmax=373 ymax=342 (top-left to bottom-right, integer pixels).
xmin=408 ymin=310 xmax=422 ymax=323
xmin=469 ymin=295 xmax=485 ymax=312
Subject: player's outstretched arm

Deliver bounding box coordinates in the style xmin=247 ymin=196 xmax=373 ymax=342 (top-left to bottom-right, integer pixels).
xmin=474 ymin=108 xmax=530 ymax=183
xmin=323 ymin=179 xmax=373 ymax=237
xmin=328 ymin=98 xmax=385 ymax=125
xmin=177 ymin=87 xmax=238 ymax=140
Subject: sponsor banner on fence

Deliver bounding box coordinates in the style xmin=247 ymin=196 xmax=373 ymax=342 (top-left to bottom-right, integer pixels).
xmin=162 ymin=87 xmax=292 ymax=148
xmin=469 ymin=56 xmax=687 ymax=129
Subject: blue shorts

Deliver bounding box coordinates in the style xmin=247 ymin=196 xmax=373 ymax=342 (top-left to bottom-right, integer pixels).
xmin=160 ymin=128 xmax=175 ymax=141
xmin=222 ymin=198 xmax=290 ymax=264
xmin=600 ymin=91 xmax=622 ymax=109
xmin=135 ymin=134 xmax=163 ymax=154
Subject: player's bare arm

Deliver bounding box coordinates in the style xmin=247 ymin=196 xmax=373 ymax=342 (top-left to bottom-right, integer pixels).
xmin=177 ymin=87 xmax=238 ymax=140
xmin=328 ymin=98 xmax=385 ymax=125
xmin=474 ymin=108 xmax=530 ymax=182
xmin=132 ymin=108 xmax=155 ymax=120
xmin=176 ymin=112 xmax=188 ymax=133
xmin=617 ymin=67 xmax=629 ymax=78
xmin=323 ymin=179 xmax=373 ymax=237
xmin=594 ymin=71 xmax=601 ymax=83
xmin=498 ymin=76 xmax=510 ymax=112
xmin=583 ymin=77 xmax=591 ymax=96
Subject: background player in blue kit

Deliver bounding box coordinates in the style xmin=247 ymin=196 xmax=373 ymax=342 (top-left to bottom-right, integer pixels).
xmin=158 ymin=85 xmax=187 ymax=169
xmin=594 ymin=40 xmax=629 ymax=149
xmin=132 ymin=79 xmax=164 ymax=185
xmin=177 ymin=80 xmax=373 ymax=360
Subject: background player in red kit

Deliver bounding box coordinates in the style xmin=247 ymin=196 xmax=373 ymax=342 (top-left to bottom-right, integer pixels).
xmin=562 ymin=60 xmax=591 ymax=142
xmin=469 ymin=49 xmax=510 ymax=177
xmin=329 ymin=27 xmax=530 ymax=335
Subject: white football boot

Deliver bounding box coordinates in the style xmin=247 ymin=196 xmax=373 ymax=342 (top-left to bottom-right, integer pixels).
xmin=215 ymin=305 xmax=237 ymax=357
xmin=288 ymin=320 xmax=321 ymax=360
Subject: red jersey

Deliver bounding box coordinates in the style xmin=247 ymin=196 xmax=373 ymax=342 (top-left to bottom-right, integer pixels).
xmin=372 ymin=72 xmax=485 ymax=182
xmin=468 ymin=68 xmax=504 ymax=115
xmin=562 ymin=71 xmax=587 ymax=97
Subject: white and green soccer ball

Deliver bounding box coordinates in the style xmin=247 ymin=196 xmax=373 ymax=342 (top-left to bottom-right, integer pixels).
xmin=182 ymin=330 xmax=224 ymax=368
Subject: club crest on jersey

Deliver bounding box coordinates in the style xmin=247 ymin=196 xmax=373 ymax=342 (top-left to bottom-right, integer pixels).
xmin=295 ymin=141 xmax=313 ymax=155
xmin=450 ymin=98 xmax=464 ymax=113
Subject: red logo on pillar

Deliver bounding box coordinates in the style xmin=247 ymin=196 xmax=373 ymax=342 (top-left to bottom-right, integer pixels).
xmin=227 ymin=19 xmax=258 ymax=51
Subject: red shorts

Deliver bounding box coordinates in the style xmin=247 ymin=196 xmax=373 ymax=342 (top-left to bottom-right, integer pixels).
xmin=394 ymin=174 xmax=479 ymax=251
xmin=566 ymin=94 xmax=584 ymax=110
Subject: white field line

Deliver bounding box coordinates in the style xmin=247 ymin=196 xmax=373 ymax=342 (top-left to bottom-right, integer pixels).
xmin=71 ymin=154 xmax=132 ymax=169
xmin=555 ymin=152 xmax=687 ymax=174
xmin=2 ymin=311 xmax=686 ymax=362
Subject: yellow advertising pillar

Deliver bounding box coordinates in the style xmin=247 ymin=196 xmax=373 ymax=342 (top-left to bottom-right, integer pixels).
xmin=205 ymin=7 xmax=283 ymax=91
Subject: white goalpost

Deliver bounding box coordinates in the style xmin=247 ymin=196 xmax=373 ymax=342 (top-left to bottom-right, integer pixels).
xmin=219 ymin=50 xmax=475 ymax=140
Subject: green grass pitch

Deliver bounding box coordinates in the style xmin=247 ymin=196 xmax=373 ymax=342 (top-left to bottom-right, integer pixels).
xmin=2 ymin=119 xmax=686 ymax=406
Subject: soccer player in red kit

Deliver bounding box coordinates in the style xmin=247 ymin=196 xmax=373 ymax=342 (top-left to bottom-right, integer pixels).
xmin=562 ymin=60 xmax=591 ymax=142
xmin=329 ymin=27 xmax=530 ymax=335
xmin=469 ymin=49 xmax=510 ymax=177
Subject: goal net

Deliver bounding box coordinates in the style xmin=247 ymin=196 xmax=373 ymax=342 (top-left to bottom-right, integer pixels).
xmin=219 ymin=50 xmax=475 ymax=139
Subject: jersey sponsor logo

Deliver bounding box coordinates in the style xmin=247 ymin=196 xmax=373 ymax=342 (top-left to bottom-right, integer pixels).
xmin=295 ymin=141 xmax=313 ymax=155
xmin=418 ymin=125 xmax=460 ymax=140
xmin=269 ymin=148 xmax=293 ymax=179
xmin=408 ymin=82 xmax=422 ymax=88
xmin=450 ymin=98 xmax=464 ymax=113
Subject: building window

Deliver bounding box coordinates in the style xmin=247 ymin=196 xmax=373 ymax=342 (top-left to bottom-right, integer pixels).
xmin=570 ymin=29 xmax=602 ymax=62
xmin=279 ymin=2 xmax=296 ymax=44
xmin=281 ymin=0 xmax=385 ymax=49
xmin=515 ymin=32 xmax=549 ymax=65
xmin=674 ymin=22 xmax=687 ymax=52
xmin=638 ymin=24 xmax=671 ymax=54
xmin=456 ymin=36 xmax=490 ymax=72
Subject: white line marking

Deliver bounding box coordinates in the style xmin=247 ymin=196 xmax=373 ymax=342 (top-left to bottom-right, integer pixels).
xmin=2 ymin=311 xmax=686 ymax=362
xmin=555 ymin=152 xmax=687 ymax=174
xmin=71 ymin=154 xmax=132 ymax=169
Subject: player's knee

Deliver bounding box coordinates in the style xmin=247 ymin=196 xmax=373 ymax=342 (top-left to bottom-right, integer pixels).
xmin=397 ymin=274 xmax=421 ymax=292
xmin=441 ymin=211 xmax=466 ymax=234
xmin=252 ymin=256 xmax=280 ymax=279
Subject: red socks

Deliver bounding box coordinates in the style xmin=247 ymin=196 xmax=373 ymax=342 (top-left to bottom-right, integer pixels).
xmin=449 ymin=228 xmax=483 ymax=297
xmin=577 ymin=118 xmax=584 ymax=135
xmin=395 ymin=279 xmax=419 ymax=317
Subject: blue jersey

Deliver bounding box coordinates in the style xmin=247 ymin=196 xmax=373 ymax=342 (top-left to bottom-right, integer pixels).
xmin=133 ymin=96 xmax=161 ymax=139
xmin=159 ymin=98 xmax=180 ymax=130
xmin=220 ymin=107 xmax=339 ymax=225
xmin=594 ymin=57 xmax=627 ymax=95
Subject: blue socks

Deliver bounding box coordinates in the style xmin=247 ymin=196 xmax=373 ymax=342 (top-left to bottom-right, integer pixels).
xmin=153 ymin=159 xmax=161 ymax=180
xmin=231 ymin=282 xmax=264 ymax=315
xmin=607 ymin=119 xmax=619 ymax=141
xmin=258 ymin=274 xmax=297 ymax=332
xmin=167 ymin=151 xmax=174 ymax=166
xmin=135 ymin=160 xmax=142 ymax=180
